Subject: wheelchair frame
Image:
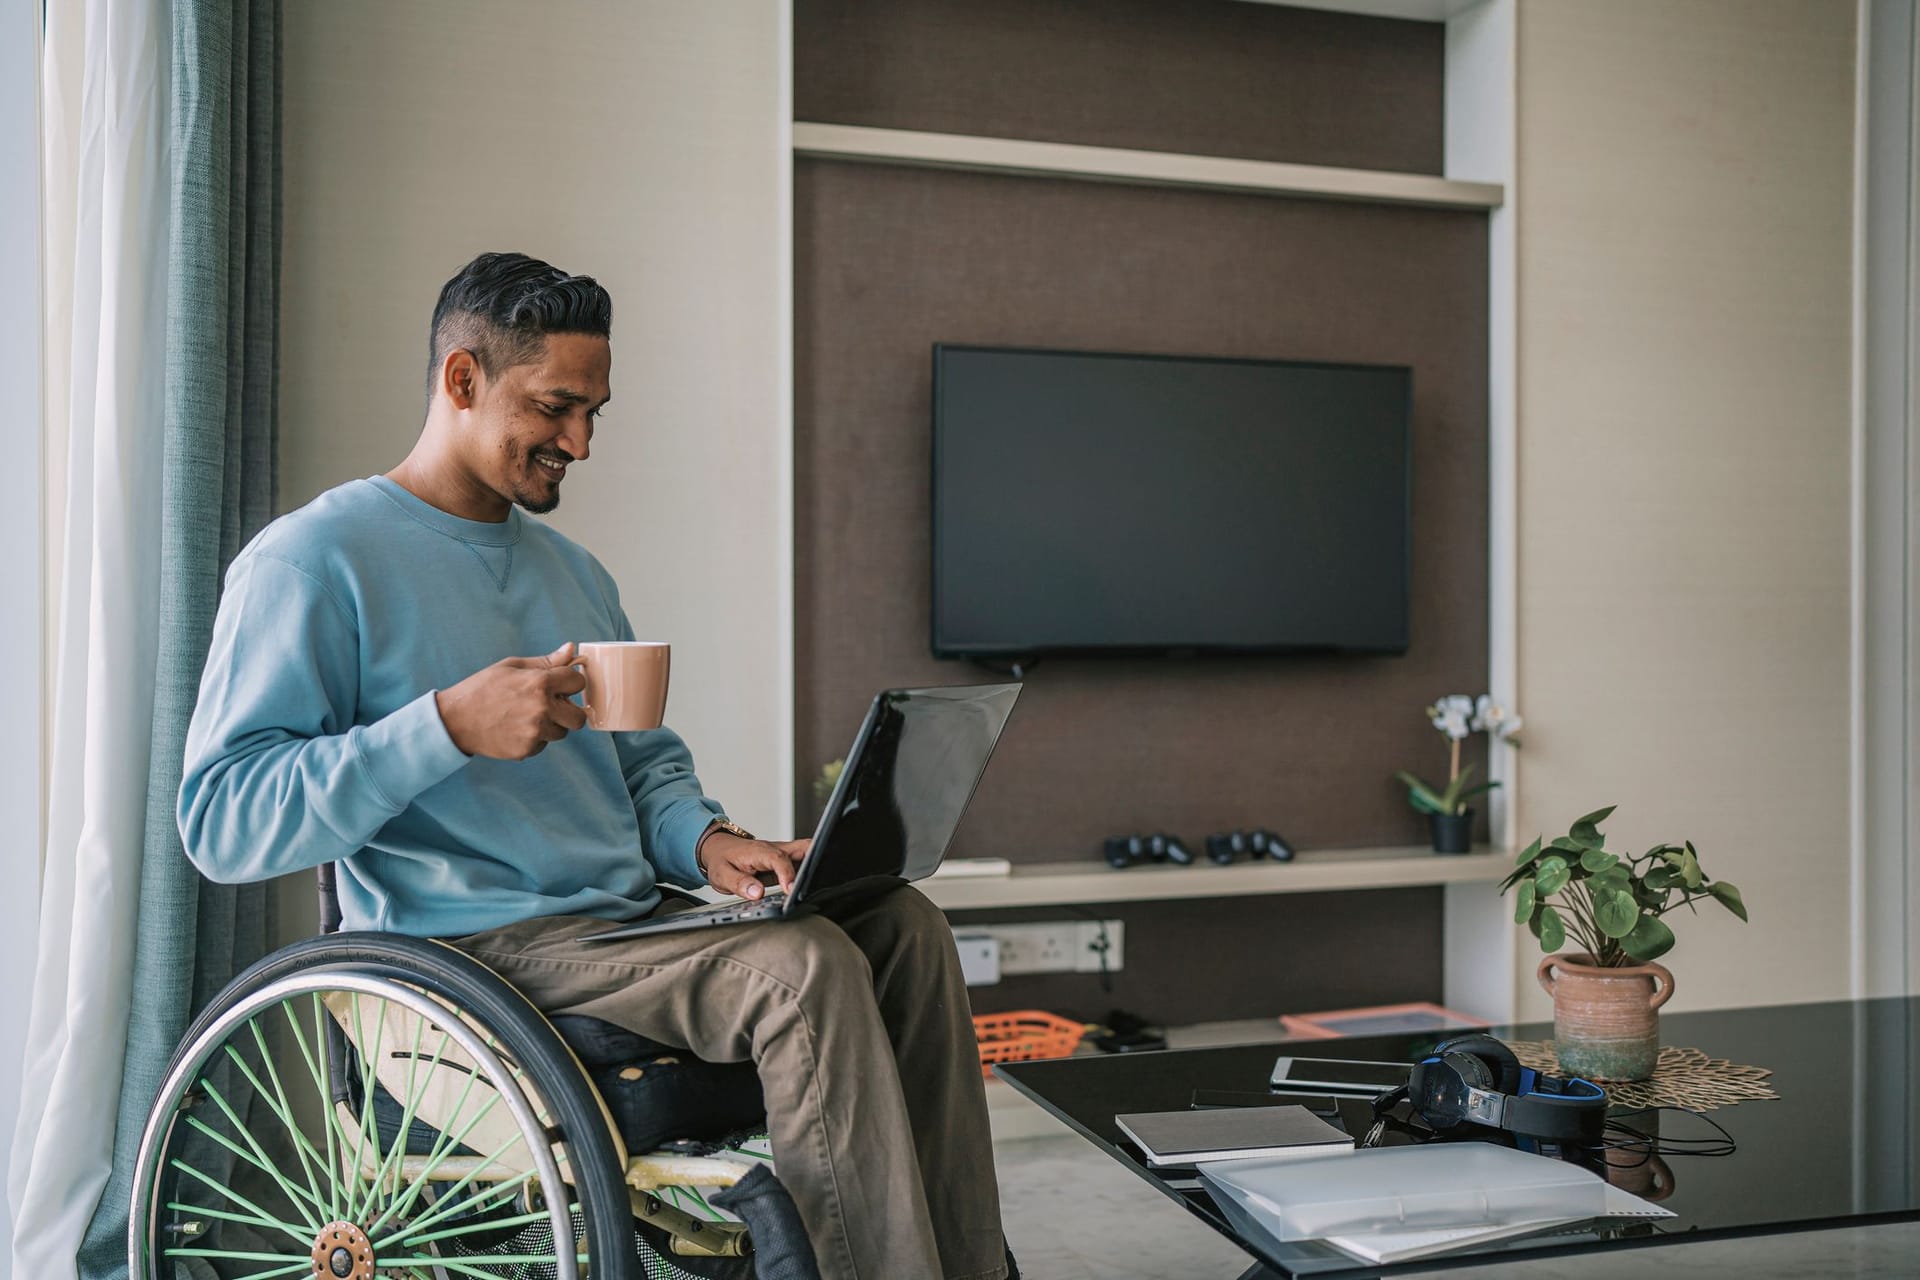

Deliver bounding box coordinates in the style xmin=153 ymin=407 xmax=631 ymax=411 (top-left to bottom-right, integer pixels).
xmin=127 ymin=866 xmax=766 ymax=1280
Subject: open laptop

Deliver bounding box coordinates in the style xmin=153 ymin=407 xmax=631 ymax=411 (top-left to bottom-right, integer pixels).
xmin=584 ymin=682 xmax=1022 ymax=941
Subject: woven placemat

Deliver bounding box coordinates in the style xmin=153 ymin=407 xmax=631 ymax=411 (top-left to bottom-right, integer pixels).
xmin=1504 ymin=1041 xmax=1778 ymax=1110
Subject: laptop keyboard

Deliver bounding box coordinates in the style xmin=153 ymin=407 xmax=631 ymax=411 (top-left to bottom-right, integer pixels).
xmin=675 ymin=891 xmax=787 ymax=923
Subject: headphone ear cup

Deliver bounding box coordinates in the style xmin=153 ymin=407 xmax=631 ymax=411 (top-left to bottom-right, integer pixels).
xmin=1441 ymin=1050 xmax=1493 ymax=1091
xmin=1435 ymin=1034 xmax=1522 ymax=1094
xmin=1412 ymin=1051 xmax=1492 ymax=1130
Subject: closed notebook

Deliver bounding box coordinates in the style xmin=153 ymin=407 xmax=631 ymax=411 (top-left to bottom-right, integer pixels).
xmin=1114 ymin=1105 xmax=1351 ymax=1168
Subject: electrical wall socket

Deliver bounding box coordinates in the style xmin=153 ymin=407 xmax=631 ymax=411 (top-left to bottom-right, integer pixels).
xmin=952 ymin=934 xmax=1002 ymax=986
xmin=964 ymin=920 xmax=1125 ymax=977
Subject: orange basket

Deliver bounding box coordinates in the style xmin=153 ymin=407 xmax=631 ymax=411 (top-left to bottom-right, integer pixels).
xmin=971 ymin=1010 xmax=1088 ymax=1078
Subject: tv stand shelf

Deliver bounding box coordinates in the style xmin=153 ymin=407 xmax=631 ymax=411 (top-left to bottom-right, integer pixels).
xmin=922 ymin=846 xmax=1508 ymax=911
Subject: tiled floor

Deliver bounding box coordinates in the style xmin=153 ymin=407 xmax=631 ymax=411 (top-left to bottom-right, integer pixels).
xmin=996 ymin=1128 xmax=1254 ymax=1279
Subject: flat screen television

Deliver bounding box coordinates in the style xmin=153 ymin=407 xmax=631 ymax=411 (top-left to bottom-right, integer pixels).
xmin=931 ymin=344 xmax=1411 ymax=658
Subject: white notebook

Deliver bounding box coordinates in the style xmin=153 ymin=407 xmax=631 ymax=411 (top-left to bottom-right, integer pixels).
xmin=1202 ymin=1144 xmax=1674 ymax=1248
xmin=1114 ymin=1105 xmax=1351 ymax=1168
xmin=1323 ymin=1217 xmax=1584 ymax=1265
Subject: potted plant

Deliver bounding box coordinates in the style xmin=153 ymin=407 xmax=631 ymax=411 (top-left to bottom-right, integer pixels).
xmin=1396 ymin=694 xmax=1521 ymax=854
xmin=1502 ymin=805 xmax=1748 ymax=1081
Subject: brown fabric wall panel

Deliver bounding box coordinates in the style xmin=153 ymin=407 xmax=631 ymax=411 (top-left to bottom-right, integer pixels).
xmin=795 ymin=0 xmax=1444 ymax=175
xmin=949 ymin=889 xmax=1445 ymax=1026
xmin=795 ymin=160 xmax=1489 ymax=860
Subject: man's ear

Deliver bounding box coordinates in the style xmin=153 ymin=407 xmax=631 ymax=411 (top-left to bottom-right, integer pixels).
xmin=440 ymin=348 xmax=481 ymax=410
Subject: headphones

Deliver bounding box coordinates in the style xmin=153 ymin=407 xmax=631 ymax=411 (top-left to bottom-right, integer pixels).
xmin=1378 ymin=1034 xmax=1607 ymax=1147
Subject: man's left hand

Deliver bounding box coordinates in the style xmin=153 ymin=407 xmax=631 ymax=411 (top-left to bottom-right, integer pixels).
xmin=697 ymin=832 xmax=812 ymax=900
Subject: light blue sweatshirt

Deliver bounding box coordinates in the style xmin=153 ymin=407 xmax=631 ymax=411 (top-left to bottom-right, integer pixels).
xmin=178 ymin=475 xmax=724 ymax=936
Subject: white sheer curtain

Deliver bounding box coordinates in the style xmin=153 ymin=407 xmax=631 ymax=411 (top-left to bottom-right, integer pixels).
xmin=8 ymin=0 xmax=170 ymax=1275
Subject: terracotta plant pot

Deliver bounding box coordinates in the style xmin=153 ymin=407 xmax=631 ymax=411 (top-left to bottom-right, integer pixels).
xmin=1537 ymin=952 xmax=1674 ymax=1082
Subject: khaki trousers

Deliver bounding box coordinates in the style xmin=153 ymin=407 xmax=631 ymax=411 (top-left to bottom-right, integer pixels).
xmin=450 ymin=884 xmax=1006 ymax=1280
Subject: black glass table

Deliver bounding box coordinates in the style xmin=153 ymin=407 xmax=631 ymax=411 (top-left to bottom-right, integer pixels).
xmin=996 ymin=996 xmax=1920 ymax=1277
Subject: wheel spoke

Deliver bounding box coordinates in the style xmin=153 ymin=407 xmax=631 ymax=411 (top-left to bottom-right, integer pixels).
xmin=370 ymin=1105 xmax=537 ymax=1243
xmin=162 ymin=1245 xmax=312 ymax=1264
xmin=167 ymin=1158 xmax=314 ymax=1247
xmin=360 ymin=1007 xmax=438 ymax=1213
xmin=180 ymin=1109 xmax=323 ymax=1229
xmin=165 ymin=1198 xmax=306 ymax=1235
xmin=280 ymin=994 xmax=344 ymax=1221
xmin=363 ymin=1064 xmax=503 ymax=1238
xmin=343 ymin=990 xmax=389 ymax=1222
xmin=374 ymin=1161 xmax=534 ymax=1249
xmin=391 ymin=1206 xmax=550 ymax=1247
xmin=315 ymin=993 xmax=372 ymax=1219
xmin=247 ymin=1007 xmax=330 ymax=1217
xmin=226 ymin=1020 xmax=337 ymax=1219
xmin=193 ymin=1062 xmax=328 ymax=1226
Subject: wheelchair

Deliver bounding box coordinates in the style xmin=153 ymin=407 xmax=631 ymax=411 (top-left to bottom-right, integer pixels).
xmin=129 ymin=865 xmax=813 ymax=1280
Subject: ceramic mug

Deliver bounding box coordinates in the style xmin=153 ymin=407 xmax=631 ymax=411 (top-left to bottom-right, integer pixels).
xmin=572 ymin=641 xmax=670 ymax=732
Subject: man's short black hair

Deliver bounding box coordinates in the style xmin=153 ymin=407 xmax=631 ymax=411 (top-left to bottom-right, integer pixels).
xmin=426 ymin=252 xmax=612 ymax=400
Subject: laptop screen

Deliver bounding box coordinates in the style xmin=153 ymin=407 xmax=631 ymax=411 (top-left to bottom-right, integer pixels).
xmin=796 ymin=683 xmax=1021 ymax=898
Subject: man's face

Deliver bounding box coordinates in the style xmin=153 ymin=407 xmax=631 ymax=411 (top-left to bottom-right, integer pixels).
xmin=460 ymin=332 xmax=611 ymax=514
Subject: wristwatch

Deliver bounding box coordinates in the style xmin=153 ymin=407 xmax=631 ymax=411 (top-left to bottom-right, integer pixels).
xmin=695 ymin=816 xmax=755 ymax=882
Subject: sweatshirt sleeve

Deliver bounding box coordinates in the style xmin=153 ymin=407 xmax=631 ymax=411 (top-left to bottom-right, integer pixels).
xmin=178 ymin=551 xmax=471 ymax=884
xmin=608 ymin=605 xmax=722 ymax=889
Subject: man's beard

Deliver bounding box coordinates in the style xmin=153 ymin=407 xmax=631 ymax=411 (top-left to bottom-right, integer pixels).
xmin=512 ymin=482 xmax=560 ymax=515
xmin=512 ymin=445 xmax=568 ymax=514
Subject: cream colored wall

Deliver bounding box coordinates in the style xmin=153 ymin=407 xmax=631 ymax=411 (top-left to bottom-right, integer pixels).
xmin=278 ymin=0 xmax=793 ymax=899
xmin=1511 ymin=0 xmax=1857 ymax=1015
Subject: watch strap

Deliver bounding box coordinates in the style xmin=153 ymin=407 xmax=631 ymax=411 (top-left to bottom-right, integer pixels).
xmin=695 ymin=816 xmax=755 ymax=882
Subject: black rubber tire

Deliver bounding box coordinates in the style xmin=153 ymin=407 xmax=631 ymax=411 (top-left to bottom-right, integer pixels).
xmin=144 ymin=931 xmax=638 ymax=1280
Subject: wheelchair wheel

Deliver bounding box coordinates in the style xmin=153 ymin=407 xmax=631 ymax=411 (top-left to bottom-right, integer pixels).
xmin=129 ymin=933 xmax=638 ymax=1280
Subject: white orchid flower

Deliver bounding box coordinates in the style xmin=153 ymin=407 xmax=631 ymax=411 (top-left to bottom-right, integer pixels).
xmin=1470 ymin=694 xmax=1524 ymax=743
xmin=1427 ymin=694 xmax=1474 ymax=741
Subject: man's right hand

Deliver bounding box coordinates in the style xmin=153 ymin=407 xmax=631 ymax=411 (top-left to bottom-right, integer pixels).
xmin=435 ymin=642 xmax=588 ymax=760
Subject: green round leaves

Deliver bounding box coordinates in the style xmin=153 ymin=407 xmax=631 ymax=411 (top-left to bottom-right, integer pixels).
xmin=1579 ymin=848 xmax=1620 ymax=874
xmin=1513 ymin=879 xmax=1537 ymax=924
xmin=1622 ymin=911 xmax=1677 ymax=962
xmin=1707 ymin=880 xmax=1748 ymax=922
xmin=1537 ymin=904 xmax=1567 ymax=953
xmin=1593 ymin=889 xmax=1641 ymax=939
xmin=1500 ymin=807 xmax=1743 ymax=966
xmin=1534 ymin=855 xmax=1572 ymax=897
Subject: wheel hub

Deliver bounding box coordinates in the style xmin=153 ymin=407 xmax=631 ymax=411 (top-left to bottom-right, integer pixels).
xmin=310 ymin=1221 xmax=375 ymax=1279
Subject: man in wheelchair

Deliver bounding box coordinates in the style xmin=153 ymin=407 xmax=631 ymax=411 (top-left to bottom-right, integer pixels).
xmin=175 ymin=252 xmax=1011 ymax=1279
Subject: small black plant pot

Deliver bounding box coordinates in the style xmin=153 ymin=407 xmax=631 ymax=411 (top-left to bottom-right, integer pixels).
xmin=1429 ymin=809 xmax=1475 ymax=855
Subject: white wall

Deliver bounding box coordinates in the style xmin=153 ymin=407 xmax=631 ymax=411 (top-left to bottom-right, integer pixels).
xmin=2 ymin=0 xmax=42 ymax=1260
xmin=279 ymin=1 xmax=794 ymax=898
xmin=1510 ymin=0 xmax=1858 ymax=1015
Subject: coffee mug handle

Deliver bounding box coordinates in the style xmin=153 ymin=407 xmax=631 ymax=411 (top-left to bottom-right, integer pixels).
xmin=568 ymin=649 xmax=594 ymax=722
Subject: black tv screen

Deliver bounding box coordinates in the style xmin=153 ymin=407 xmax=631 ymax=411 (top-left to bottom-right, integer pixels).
xmin=931 ymin=345 xmax=1411 ymax=657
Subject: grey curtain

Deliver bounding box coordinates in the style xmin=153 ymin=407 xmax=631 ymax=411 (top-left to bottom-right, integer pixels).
xmin=78 ymin=2 xmax=282 ymax=1274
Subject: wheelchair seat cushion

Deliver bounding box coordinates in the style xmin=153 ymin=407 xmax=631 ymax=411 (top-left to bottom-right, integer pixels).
xmin=551 ymin=1014 xmax=767 ymax=1154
